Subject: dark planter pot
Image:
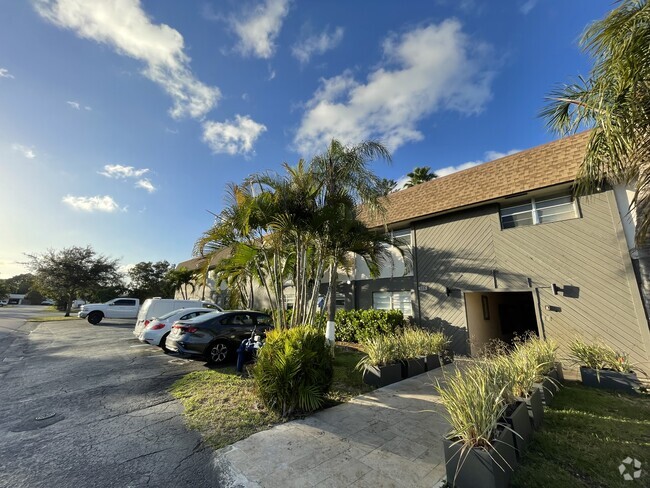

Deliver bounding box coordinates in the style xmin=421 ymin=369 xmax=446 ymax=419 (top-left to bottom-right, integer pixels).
xmin=551 ymin=362 xmax=564 ymax=383
xmin=404 ymin=357 xmax=426 ymax=377
xmin=502 ymin=401 xmax=532 ymax=460
xmin=362 ymin=363 xmax=402 ymax=388
xmin=425 ymin=354 xmax=442 ymax=371
xmin=534 ymin=376 xmax=559 ymax=406
xmin=443 ymin=427 xmax=517 ymax=488
xmin=517 ymin=388 xmax=544 ymax=430
xmin=580 ymin=367 xmax=640 ymax=394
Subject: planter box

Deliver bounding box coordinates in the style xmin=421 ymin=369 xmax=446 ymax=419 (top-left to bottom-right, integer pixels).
xmin=425 ymin=354 xmax=441 ymax=371
xmin=443 ymin=427 xmax=517 ymax=488
xmin=517 ymin=388 xmax=544 ymax=430
xmin=362 ymin=363 xmax=402 ymax=388
xmin=405 ymin=357 xmax=426 ymax=378
xmin=580 ymin=367 xmax=640 ymax=394
xmin=503 ymin=401 xmax=532 ymax=460
xmin=551 ymin=362 xmax=564 ymax=383
xmin=534 ymin=376 xmax=559 ymax=406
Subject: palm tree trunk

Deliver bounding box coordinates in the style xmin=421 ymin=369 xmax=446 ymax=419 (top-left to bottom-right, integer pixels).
xmin=634 ymin=185 xmax=650 ymax=323
xmin=325 ymin=263 xmax=337 ymax=343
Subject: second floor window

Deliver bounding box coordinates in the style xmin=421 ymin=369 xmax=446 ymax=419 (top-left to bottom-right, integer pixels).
xmin=500 ymin=193 xmax=578 ymax=229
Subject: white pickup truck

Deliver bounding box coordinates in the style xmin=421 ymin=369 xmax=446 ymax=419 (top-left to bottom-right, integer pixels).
xmin=78 ymin=298 xmax=140 ymax=325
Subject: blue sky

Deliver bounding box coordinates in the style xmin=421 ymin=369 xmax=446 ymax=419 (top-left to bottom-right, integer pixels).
xmin=0 ymin=0 xmax=609 ymax=277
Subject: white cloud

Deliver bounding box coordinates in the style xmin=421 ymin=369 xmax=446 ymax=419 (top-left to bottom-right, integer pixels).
xmin=292 ymin=26 xmax=344 ymax=64
xmin=520 ymin=0 xmax=539 ymax=14
xmin=99 ymin=164 xmax=149 ymax=179
xmin=202 ymin=115 xmax=267 ymax=155
xmin=66 ymin=100 xmax=80 ymax=109
xmin=62 ymin=194 xmax=120 ymax=212
xmin=435 ymin=149 xmax=520 ymax=177
xmin=135 ymin=178 xmax=156 ymax=192
xmin=11 ymin=144 xmax=36 ymax=159
xmin=294 ymin=20 xmax=495 ymax=155
xmin=35 ymin=0 xmax=220 ymax=119
xmin=232 ymin=0 xmax=291 ymax=59
xmin=0 ymin=68 xmax=14 ymax=79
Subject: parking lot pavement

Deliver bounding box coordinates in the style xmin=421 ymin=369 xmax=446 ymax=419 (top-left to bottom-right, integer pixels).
xmin=0 ymin=318 xmax=221 ymax=487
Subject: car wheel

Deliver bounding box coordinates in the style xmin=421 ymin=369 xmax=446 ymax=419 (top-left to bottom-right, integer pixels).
xmin=87 ymin=312 xmax=103 ymax=325
xmin=160 ymin=332 xmax=170 ymax=352
xmin=207 ymin=341 xmax=230 ymax=364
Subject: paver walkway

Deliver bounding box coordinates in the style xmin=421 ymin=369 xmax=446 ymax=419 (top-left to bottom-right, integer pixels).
xmin=213 ymin=365 xmax=454 ymax=487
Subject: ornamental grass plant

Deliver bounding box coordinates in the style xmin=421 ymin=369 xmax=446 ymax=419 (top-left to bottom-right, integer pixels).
xmin=568 ymin=338 xmax=633 ymax=373
xmin=355 ymin=334 xmax=399 ymax=369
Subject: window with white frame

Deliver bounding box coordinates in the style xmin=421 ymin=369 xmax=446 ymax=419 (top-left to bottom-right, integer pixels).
xmin=500 ymin=193 xmax=578 ymax=229
xmin=390 ymin=228 xmax=412 ymax=249
xmin=372 ymin=291 xmax=413 ymax=316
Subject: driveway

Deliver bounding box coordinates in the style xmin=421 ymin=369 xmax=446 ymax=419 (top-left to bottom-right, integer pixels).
xmin=0 ymin=310 xmax=221 ymax=487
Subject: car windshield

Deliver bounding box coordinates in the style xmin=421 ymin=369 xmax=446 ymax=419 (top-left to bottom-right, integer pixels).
xmin=185 ymin=310 xmax=223 ymax=323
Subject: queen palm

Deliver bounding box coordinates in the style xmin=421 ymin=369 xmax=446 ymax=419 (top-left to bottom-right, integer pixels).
xmin=541 ymin=0 xmax=650 ymax=314
xmin=310 ymin=139 xmax=392 ymax=342
xmin=404 ymin=166 xmax=437 ymax=188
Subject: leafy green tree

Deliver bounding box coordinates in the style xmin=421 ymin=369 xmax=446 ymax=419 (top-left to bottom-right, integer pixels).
xmin=541 ymin=0 xmax=650 ymax=313
xmin=378 ymin=178 xmax=397 ymax=196
xmin=166 ymin=267 xmax=197 ymax=300
xmin=128 ymin=260 xmax=175 ymax=300
xmin=26 ymin=246 xmax=123 ymax=316
xmin=0 ymin=278 xmax=9 ymax=300
xmin=25 ymin=289 xmax=45 ymax=305
xmin=4 ymin=273 xmax=34 ymax=294
xmin=404 ymin=166 xmax=437 ymax=188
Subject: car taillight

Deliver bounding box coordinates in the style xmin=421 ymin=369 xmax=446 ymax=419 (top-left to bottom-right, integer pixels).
xmin=144 ymin=320 xmax=150 ymax=327
xmin=173 ymin=325 xmax=197 ymax=334
xmin=150 ymin=323 xmax=165 ymax=330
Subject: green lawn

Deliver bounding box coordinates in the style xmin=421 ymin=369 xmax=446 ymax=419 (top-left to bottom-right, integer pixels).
xmin=512 ymin=382 xmax=650 ymax=488
xmin=170 ymin=346 xmax=372 ymax=450
xmin=27 ymin=315 xmax=81 ymax=322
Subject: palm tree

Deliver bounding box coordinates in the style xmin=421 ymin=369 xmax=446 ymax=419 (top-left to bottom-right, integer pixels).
xmin=378 ymin=178 xmax=398 ymax=196
xmin=404 ymin=166 xmax=437 ymax=188
xmin=541 ymin=0 xmax=650 ymax=315
xmin=166 ymin=267 xmax=196 ymax=300
xmin=310 ymin=139 xmax=392 ymax=342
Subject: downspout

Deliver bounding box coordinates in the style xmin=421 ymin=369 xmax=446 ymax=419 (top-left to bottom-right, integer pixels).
xmin=412 ymin=225 xmax=422 ymax=325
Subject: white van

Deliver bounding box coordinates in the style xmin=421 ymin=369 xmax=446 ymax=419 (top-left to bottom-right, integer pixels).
xmin=133 ymin=298 xmax=221 ymax=338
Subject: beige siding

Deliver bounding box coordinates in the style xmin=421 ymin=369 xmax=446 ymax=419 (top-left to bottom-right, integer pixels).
xmin=415 ymin=189 xmax=650 ymax=367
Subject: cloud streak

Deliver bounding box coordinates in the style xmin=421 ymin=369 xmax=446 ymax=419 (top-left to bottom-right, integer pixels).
xmin=99 ymin=164 xmax=149 ymax=179
xmin=62 ymin=194 xmax=121 ymax=212
xmin=232 ymin=0 xmax=291 ymax=59
xmin=12 ymin=144 xmax=36 ymax=159
xmin=35 ymin=0 xmax=220 ymax=119
xmin=135 ymin=178 xmax=156 ymax=193
xmin=292 ymin=26 xmax=344 ymax=64
xmin=0 ymin=68 xmax=14 ymax=79
xmin=294 ymin=20 xmax=496 ymax=155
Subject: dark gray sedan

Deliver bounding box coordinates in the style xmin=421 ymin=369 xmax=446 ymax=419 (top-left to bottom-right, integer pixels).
xmin=165 ymin=310 xmax=273 ymax=364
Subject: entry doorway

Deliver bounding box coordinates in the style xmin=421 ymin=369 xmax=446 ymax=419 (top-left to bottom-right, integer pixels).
xmin=464 ymin=291 xmax=539 ymax=356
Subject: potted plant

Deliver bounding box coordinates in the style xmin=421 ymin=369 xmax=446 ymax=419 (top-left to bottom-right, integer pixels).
xmin=398 ymin=328 xmax=426 ymax=378
xmin=356 ymin=335 xmax=402 ymax=387
xmin=423 ymin=330 xmax=449 ymax=371
xmin=568 ymin=339 xmax=642 ymax=394
xmin=437 ymin=364 xmax=517 ymax=488
xmin=484 ymin=355 xmax=532 ymax=461
xmin=521 ymin=336 xmax=561 ymax=405
xmin=509 ymin=347 xmax=544 ymax=429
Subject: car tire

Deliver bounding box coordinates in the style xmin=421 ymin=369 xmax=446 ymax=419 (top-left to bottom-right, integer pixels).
xmin=160 ymin=332 xmax=170 ymax=352
xmin=87 ymin=311 xmax=103 ymax=325
xmin=206 ymin=341 xmax=230 ymax=364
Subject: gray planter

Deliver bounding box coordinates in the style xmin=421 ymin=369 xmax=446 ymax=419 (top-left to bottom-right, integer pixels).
xmin=551 ymin=362 xmax=564 ymax=383
xmin=517 ymin=388 xmax=544 ymax=429
xmin=405 ymin=357 xmax=426 ymax=377
xmin=425 ymin=354 xmax=441 ymax=371
xmin=503 ymin=401 xmax=532 ymax=460
xmin=362 ymin=363 xmax=402 ymax=388
xmin=534 ymin=376 xmax=559 ymax=406
xmin=443 ymin=427 xmax=517 ymax=488
xmin=580 ymin=366 xmax=640 ymax=394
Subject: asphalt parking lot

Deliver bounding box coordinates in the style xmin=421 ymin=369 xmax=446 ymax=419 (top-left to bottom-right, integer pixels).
xmin=0 ymin=310 xmax=221 ymax=487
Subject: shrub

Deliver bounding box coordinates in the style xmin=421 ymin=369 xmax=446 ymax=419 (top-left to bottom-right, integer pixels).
xmin=253 ymin=325 xmax=333 ymax=417
xmin=508 ymin=348 xmax=539 ymax=398
xmin=336 ymin=309 xmax=404 ymax=343
xmin=398 ymin=327 xmax=449 ymax=359
xmin=482 ymin=355 xmax=517 ymax=405
xmin=515 ymin=335 xmax=558 ymax=382
xmin=568 ymin=338 xmax=633 ymax=373
xmin=436 ymin=363 xmax=509 ymax=450
xmin=356 ymin=334 xmax=399 ymax=368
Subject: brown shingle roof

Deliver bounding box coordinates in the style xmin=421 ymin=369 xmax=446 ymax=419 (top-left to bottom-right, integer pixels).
xmin=362 ymin=131 xmax=590 ymax=228
xmin=177 ymin=247 xmax=230 ymax=271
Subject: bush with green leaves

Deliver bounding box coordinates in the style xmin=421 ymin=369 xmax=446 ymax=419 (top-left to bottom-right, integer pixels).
xmin=253 ymin=325 xmax=333 ymax=417
xmin=568 ymin=339 xmax=633 ymax=373
xmin=398 ymin=327 xmax=449 ymax=358
xmin=335 ymin=309 xmax=404 ymax=343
